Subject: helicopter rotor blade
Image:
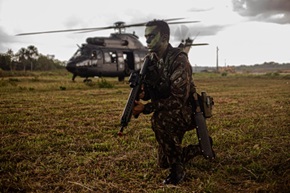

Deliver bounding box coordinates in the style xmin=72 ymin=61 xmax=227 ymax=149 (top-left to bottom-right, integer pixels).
xmin=15 ymin=26 xmax=117 ymax=36
xmin=167 ymin=21 xmax=199 ymax=25
xmin=78 ymin=20 xmax=200 ymax=34
xmin=121 ymin=18 xmax=189 ymax=28
xmin=15 ymin=18 xmax=199 ymax=36
xmin=191 ymin=43 xmax=209 ymax=46
xmin=174 ymin=24 xmax=191 ymax=42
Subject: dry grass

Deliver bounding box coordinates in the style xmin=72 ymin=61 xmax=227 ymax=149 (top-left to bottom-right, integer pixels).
xmin=1 ymin=72 xmax=289 ymax=192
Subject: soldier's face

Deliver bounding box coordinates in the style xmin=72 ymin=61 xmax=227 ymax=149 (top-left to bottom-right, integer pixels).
xmin=145 ymin=26 xmax=163 ymax=52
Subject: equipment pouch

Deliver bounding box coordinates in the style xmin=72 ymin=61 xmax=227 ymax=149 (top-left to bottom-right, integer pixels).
xmin=200 ymin=92 xmax=214 ymax=118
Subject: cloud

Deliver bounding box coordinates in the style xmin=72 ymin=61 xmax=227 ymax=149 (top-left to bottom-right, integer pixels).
xmin=0 ymin=26 xmax=15 ymax=52
xmin=232 ymin=0 xmax=290 ymax=24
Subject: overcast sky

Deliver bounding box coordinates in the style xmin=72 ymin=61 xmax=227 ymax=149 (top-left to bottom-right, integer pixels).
xmin=0 ymin=0 xmax=290 ymax=66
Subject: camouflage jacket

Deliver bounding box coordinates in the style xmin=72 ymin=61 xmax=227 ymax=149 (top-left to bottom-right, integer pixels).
xmin=143 ymin=44 xmax=196 ymax=114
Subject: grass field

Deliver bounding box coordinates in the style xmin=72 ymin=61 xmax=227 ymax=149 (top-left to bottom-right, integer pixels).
xmin=1 ymin=71 xmax=289 ymax=192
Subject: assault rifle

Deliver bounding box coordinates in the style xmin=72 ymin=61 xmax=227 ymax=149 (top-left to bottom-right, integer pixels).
xmin=119 ymin=55 xmax=151 ymax=136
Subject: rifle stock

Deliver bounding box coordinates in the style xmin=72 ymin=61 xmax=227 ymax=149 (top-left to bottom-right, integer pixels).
xmin=119 ymin=56 xmax=151 ymax=136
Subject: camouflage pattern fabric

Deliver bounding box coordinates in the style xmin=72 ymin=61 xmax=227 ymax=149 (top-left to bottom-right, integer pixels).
xmin=142 ymin=44 xmax=197 ymax=168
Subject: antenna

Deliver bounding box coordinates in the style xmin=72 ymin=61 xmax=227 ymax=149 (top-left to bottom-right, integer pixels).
xmin=216 ymin=46 xmax=219 ymax=72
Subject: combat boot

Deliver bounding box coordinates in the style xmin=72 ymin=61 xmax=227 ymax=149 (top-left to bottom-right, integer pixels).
xmin=163 ymin=163 xmax=185 ymax=185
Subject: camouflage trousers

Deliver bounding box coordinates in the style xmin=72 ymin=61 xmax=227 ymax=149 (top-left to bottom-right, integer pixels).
xmin=151 ymin=108 xmax=199 ymax=168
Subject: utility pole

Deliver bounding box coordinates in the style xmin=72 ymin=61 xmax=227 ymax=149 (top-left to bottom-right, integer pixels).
xmin=216 ymin=46 xmax=219 ymax=72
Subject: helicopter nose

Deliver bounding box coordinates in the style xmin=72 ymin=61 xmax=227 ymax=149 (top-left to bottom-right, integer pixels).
xmin=65 ymin=61 xmax=76 ymax=73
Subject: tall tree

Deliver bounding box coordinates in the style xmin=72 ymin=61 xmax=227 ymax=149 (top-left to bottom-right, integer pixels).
xmin=6 ymin=49 xmax=14 ymax=71
xmin=16 ymin=48 xmax=28 ymax=71
xmin=26 ymin=45 xmax=39 ymax=71
xmin=16 ymin=46 xmax=39 ymax=71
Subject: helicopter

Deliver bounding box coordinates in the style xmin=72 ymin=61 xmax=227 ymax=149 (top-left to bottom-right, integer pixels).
xmin=16 ymin=18 xmax=208 ymax=82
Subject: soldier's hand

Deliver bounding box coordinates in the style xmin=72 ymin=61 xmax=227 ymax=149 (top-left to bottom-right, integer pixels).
xmin=133 ymin=100 xmax=144 ymax=116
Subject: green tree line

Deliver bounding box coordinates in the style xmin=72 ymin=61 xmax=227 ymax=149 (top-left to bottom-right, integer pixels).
xmin=0 ymin=45 xmax=65 ymax=71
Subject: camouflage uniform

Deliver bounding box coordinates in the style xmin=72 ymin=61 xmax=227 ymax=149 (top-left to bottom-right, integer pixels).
xmin=142 ymin=44 xmax=198 ymax=169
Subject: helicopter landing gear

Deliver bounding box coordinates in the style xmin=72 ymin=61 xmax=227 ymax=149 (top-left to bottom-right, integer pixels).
xmin=72 ymin=74 xmax=77 ymax=82
xmin=118 ymin=76 xmax=125 ymax=82
xmin=83 ymin=78 xmax=92 ymax=83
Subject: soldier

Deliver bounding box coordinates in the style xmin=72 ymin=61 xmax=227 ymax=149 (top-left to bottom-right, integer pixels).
xmin=132 ymin=19 xmax=201 ymax=185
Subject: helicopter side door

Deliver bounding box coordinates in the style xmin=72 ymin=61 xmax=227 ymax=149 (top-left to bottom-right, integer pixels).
xmin=123 ymin=51 xmax=135 ymax=75
xmin=116 ymin=51 xmax=125 ymax=73
xmin=117 ymin=51 xmax=133 ymax=81
xmin=103 ymin=50 xmax=132 ymax=74
xmin=103 ymin=51 xmax=118 ymax=75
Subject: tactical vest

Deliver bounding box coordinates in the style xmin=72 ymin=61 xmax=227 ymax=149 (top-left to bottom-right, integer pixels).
xmin=144 ymin=45 xmax=188 ymax=101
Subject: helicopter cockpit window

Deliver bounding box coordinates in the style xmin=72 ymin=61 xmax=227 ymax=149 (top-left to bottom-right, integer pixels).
xmin=73 ymin=50 xmax=81 ymax=59
xmin=91 ymin=51 xmax=97 ymax=58
xmin=91 ymin=50 xmax=102 ymax=60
